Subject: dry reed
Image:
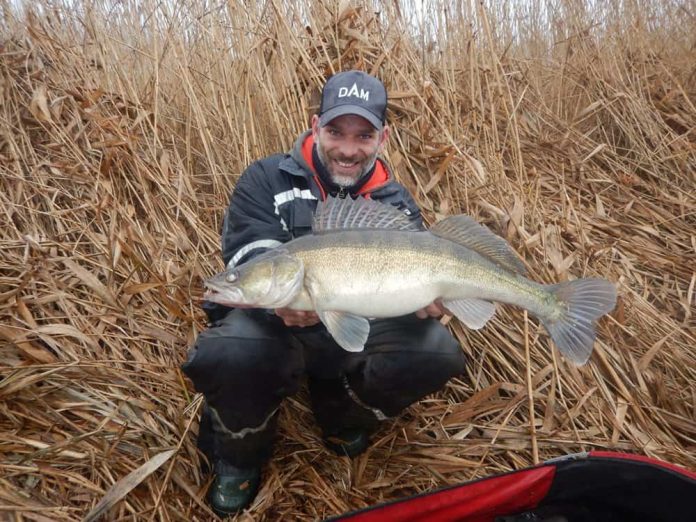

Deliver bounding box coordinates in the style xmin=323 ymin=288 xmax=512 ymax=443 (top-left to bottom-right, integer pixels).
xmin=1 ymin=0 xmax=694 ymax=520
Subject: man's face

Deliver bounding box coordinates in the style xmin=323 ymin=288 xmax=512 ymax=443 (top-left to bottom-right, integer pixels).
xmin=312 ymin=114 xmax=389 ymax=187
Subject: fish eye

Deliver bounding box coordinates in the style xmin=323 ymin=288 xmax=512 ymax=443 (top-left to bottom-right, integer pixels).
xmin=225 ymin=272 xmax=237 ymax=283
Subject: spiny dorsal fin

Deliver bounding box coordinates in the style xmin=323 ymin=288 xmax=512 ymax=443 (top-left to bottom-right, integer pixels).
xmin=313 ymin=195 xmax=421 ymax=233
xmin=430 ymin=215 xmax=528 ymax=274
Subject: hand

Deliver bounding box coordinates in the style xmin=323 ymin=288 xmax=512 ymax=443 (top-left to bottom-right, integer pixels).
xmin=415 ymin=299 xmax=450 ymax=319
xmin=275 ymin=307 xmax=321 ymax=327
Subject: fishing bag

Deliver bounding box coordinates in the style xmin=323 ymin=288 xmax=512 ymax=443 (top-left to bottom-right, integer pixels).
xmin=329 ymin=451 xmax=696 ymax=522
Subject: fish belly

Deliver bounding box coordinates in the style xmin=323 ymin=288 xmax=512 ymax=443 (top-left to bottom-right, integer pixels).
xmin=313 ymin=277 xmax=440 ymax=317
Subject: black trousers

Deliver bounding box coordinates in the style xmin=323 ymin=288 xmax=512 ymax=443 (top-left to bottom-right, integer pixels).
xmin=182 ymin=308 xmax=466 ymax=468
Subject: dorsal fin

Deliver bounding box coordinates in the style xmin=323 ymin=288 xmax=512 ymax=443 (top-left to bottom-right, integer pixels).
xmin=313 ymin=195 xmax=422 ymax=233
xmin=430 ymin=215 xmax=528 ymax=274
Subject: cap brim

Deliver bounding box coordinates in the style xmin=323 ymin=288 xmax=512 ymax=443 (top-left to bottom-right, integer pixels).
xmin=319 ymin=105 xmax=383 ymax=130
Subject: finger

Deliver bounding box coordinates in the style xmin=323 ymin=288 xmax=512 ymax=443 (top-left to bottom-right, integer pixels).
xmin=415 ymin=309 xmax=427 ymax=319
xmin=429 ymin=303 xmax=445 ymax=317
xmin=285 ymin=313 xmax=318 ymax=327
xmin=277 ymin=309 xmax=303 ymax=320
xmin=433 ymin=299 xmax=449 ymax=315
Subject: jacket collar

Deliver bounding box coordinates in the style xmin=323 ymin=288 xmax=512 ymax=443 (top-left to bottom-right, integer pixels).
xmin=280 ymin=130 xmax=314 ymax=177
xmin=281 ymin=130 xmax=395 ymax=198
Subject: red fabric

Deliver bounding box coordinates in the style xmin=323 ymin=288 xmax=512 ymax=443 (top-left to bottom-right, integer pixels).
xmin=589 ymin=451 xmax=696 ymax=480
xmin=301 ymin=132 xmax=316 ymax=172
xmin=300 ymin=133 xmax=389 ymax=200
xmin=341 ymin=466 xmax=556 ymax=522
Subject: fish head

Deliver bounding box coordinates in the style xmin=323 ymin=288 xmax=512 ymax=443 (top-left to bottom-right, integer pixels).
xmin=204 ymin=250 xmax=304 ymax=308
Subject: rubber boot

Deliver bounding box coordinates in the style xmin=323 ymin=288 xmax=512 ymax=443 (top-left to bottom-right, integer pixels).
xmin=207 ymin=460 xmax=261 ymax=516
xmin=324 ymin=428 xmax=370 ymax=458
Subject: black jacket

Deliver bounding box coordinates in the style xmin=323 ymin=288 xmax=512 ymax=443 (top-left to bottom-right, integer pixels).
xmin=203 ymin=130 xmax=423 ymax=321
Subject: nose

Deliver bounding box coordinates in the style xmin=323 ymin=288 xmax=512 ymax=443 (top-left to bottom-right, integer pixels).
xmin=336 ymin=138 xmax=359 ymax=158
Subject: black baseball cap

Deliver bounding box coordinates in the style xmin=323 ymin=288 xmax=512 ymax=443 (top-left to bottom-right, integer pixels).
xmin=318 ymin=70 xmax=387 ymax=130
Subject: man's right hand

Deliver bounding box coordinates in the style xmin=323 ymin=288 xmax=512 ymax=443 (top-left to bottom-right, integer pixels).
xmin=274 ymin=308 xmax=321 ymax=327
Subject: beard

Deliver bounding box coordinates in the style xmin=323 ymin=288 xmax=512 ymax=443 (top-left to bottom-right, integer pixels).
xmin=316 ymin=140 xmax=379 ymax=188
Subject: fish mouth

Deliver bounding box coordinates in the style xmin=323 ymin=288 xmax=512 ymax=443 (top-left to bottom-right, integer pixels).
xmin=202 ymin=282 xmax=244 ymax=305
xmin=202 ymin=288 xmax=220 ymax=300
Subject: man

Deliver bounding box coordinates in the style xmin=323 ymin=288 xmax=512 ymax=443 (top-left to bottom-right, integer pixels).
xmin=182 ymin=70 xmax=467 ymax=516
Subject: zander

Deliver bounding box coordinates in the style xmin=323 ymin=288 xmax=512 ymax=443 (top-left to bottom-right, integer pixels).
xmin=204 ymin=196 xmax=617 ymax=365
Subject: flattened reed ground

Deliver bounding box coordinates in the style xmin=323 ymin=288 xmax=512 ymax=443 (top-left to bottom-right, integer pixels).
xmin=1 ymin=1 xmax=695 ymax=520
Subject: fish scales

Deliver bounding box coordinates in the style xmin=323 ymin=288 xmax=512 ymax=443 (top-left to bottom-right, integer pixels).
xmin=285 ymin=229 xmax=548 ymax=318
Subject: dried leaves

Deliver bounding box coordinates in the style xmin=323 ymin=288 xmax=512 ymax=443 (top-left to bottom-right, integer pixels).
xmin=1 ymin=1 xmax=695 ymax=521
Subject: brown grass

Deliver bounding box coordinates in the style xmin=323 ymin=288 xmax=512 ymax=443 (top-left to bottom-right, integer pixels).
xmin=1 ymin=0 xmax=695 ymax=520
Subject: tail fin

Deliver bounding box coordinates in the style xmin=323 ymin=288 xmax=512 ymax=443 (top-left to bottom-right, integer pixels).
xmin=540 ymin=278 xmax=617 ymax=365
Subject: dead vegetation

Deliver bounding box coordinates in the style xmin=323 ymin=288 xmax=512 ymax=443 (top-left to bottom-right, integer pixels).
xmin=1 ymin=0 xmax=694 ymax=520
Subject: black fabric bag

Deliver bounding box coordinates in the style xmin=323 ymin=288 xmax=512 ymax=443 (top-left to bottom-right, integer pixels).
xmin=328 ymin=451 xmax=696 ymax=522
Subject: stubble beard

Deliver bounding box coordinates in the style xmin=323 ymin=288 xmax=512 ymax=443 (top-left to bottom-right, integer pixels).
xmin=316 ymin=141 xmax=379 ymax=188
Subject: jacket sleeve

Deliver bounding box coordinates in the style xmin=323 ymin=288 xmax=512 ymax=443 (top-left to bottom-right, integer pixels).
xmin=379 ymin=182 xmax=425 ymax=230
xmin=396 ymin=185 xmax=425 ymax=229
xmin=221 ymin=159 xmax=292 ymax=268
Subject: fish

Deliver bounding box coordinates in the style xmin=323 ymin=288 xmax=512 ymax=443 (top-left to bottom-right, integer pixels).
xmin=204 ymin=196 xmax=617 ymax=365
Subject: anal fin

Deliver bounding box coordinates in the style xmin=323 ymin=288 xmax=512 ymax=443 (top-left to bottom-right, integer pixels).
xmin=443 ymin=298 xmax=496 ymax=329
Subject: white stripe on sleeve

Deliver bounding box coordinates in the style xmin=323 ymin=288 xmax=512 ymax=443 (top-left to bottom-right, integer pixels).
xmin=273 ymin=188 xmax=317 ymax=209
xmin=228 ymin=239 xmax=283 ymax=268
xmin=272 ymin=189 xmax=317 ymax=232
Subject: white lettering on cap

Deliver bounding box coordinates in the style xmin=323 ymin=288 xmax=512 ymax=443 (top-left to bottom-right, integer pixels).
xmin=338 ymin=83 xmax=370 ymax=101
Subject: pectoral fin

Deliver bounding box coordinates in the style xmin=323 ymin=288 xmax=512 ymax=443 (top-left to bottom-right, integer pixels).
xmin=318 ymin=311 xmax=370 ymax=352
xmin=443 ymin=298 xmax=496 ymax=329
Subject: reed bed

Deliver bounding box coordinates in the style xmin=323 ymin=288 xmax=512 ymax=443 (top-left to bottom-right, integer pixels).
xmin=1 ymin=0 xmax=694 ymax=520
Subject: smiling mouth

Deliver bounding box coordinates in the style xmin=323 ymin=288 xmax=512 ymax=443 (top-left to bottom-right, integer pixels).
xmin=334 ymin=159 xmax=360 ymax=172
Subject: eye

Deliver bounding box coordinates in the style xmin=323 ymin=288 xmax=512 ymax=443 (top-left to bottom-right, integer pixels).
xmin=225 ymin=272 xmax=237 ymax=283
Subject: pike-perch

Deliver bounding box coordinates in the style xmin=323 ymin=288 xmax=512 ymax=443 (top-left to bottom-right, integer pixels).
xmin=204 ymin=196 xmax=617 ymax=365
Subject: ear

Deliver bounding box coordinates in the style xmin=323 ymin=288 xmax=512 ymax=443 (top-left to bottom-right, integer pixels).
xmin=311 ymin=115 xmax=321 ymax=138
xmin=378 ymin=124 xmax=390 ymax=151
